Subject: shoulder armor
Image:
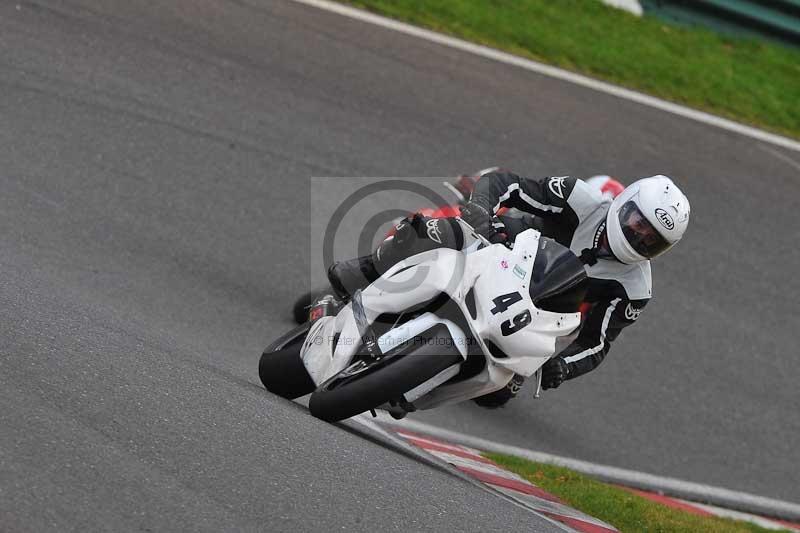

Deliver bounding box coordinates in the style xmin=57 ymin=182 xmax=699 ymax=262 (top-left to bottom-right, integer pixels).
xmin=587 ymin=260 xmax=652 ymax=300
xmin=567 ymin=179 xmax=606 ymax=221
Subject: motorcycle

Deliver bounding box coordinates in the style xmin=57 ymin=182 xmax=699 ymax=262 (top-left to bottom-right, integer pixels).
xmin=259 ymin=220 xmax=588 ymax=422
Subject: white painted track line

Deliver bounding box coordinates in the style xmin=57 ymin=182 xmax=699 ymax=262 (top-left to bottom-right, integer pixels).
xmin=290 ymin=0 xmax=800 ymax=154
xmin=759 ymin=144 xmax=800 ymax=172
xmin=385 ymin=417 xmax=800 ymax=521
xmin=682 ymin=500 xmax=800 ymax=531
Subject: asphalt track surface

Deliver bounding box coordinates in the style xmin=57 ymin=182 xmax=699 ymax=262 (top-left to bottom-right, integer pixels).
xmin=0 ymin=0 xmax=798 ymax=530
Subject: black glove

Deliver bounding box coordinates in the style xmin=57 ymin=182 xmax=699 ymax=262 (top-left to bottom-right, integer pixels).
xmin=541 ymin=357 xmax=569 ymax=390
xmin=460 ymin=201 xmax=506 ymax=244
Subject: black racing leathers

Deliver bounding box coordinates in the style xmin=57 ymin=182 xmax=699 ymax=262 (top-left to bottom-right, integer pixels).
xmin=470 ymin=171 xmax=650 ymax=381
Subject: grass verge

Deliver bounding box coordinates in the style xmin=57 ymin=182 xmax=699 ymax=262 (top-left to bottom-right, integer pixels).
xmin=485 ymin=452 xmax=786 ymax=532
xmin=343 ymin=0 xmax=800 ymax=139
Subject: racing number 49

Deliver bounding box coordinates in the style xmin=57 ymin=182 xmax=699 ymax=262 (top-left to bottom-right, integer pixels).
xmin=490 ymin=292 xmax=532 ymax=336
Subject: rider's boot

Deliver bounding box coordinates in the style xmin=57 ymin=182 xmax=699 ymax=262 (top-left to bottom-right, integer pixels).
xmin=326 ymin=211 xmax=458 ymax=301
xmin=327 ymin=254 xmax=380 ymax=300
xmin=292 ymin=289 xmax=346 ymax=324
xmin=472 ymin=374 xmax=525 ymax=409
xmin=291 ymin=254 xmax=376 ymax=323
xmin=307 ymin=291 xmax=345 ymax=323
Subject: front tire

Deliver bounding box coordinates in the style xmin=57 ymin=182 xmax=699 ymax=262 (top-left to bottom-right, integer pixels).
xmin=308 ymin=324 xmax=463 ymax=422
xmin=259 ymin=345 xmax=316 ymax=400
xmin=259 ymin=323 xmax=315 ymax=400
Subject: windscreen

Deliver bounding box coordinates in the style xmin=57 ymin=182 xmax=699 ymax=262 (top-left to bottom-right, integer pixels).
xmin=529 ymin=238 xmax=588 ymax=313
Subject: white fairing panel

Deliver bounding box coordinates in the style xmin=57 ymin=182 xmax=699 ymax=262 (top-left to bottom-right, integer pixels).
xmin=300 ymin=247 xmax=467 ymax=386
xmin=300 ymin=228 xmax=582 ymax=409
xmin=461 ymin=230 xmax=582 ymax=376
xmin=377 ymin=312 xmax=468 ymax=358
xmin=300 ymin=315 xmax=338 ymax=386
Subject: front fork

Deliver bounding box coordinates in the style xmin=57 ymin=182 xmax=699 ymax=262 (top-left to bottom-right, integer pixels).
xmin=533 ymin=368 xmax=543 ymax=399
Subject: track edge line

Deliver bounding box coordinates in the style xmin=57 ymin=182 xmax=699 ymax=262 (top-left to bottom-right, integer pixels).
xmin=386 ymin=418 xmax=800 ymax=521
xmin=289 ymin=0 xmax=800 ymax=154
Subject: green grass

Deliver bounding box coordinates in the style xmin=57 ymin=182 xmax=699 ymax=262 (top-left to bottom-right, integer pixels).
xmin=485 ymin=453 xmax=786 ymax=533
xmin=344 ymin=0 xmax=800 ymax=139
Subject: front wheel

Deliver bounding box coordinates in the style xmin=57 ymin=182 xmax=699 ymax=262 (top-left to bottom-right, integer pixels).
xmin=308 ymin=324 xmax=463 ymax=422
xmin=259 ymin=323 xmax=315 ymax=400
xmin=259 ymin=345 xmax=316 ymax=400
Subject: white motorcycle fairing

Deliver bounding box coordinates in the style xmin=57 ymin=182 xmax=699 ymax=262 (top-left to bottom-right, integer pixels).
xmin=300 ymin=228 xmax=582 ymax=411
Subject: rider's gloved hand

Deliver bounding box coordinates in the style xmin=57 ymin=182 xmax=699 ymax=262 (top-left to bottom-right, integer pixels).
xmin=460 ymin=201 xmax=506 ymax=245
xmin=541 ymin=356 xmax=569 ymax=390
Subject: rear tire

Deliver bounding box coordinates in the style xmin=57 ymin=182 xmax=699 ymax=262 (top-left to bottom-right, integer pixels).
xmin=308 ymin=324 xmax=463 ymax=422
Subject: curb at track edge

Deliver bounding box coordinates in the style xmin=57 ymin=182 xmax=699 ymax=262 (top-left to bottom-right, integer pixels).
xmin=348 ymin=415 xmax=579 ymax=532
xmin=385 ymin=417 xmax=800 ymax=522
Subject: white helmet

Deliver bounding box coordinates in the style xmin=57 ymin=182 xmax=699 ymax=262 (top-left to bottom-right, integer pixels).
xmin=606 ymin=175 xmax=690 ymax=264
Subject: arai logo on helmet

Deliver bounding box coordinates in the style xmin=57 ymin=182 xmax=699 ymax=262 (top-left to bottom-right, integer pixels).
xmin=655 ymin=208 xmax=674 ymax=230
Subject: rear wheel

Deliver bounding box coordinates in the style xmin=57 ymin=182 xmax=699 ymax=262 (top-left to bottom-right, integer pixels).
xmin=308 ymin=323 xmax=463 ymax=422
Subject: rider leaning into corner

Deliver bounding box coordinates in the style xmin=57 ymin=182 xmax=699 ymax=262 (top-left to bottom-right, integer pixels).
xmin=314 ymin=169 xmax=690 ymax=408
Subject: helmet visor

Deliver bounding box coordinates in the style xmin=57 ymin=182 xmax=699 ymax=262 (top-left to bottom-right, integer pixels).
xmin=618 ymin=201 xmax=671 ymax=258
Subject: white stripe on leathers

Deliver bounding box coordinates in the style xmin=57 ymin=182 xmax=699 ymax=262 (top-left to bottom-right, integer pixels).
xmin=493 ymin=182 xmax=564 ymax=214
xmin=564 ymin=298 xmax=621 ymax=364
